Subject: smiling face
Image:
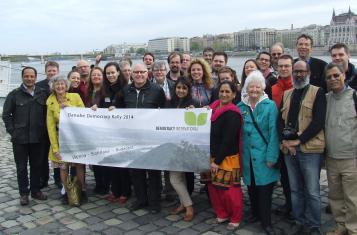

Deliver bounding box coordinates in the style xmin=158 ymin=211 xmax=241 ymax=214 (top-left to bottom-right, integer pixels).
xmin=257 ymin=54 xmax=271 ymax=71
xmin=212 ymin=55 xmax=226 ymax=71
xmin=69 ymin=71 xmax=80 ymax=88
xmin=22 ymin=68 xmax=37 ymax=89
xmin=244 ymin=61 xmax=258 ymax=77
xmin=247 ymin=80 xmax=263 ymax=100
xmin=331 ymin=47 xmax=350 ymax=70
xmin=175 ymin=82 xmax=189 ymax=99
xmin=218 ymin=72 xmax=234 ymax=83
xmin=105 ymin=65 xmax=119 ymax=84
xmin=153 ymin=65 xmax=167 ymax=84
xmin=297 ymin=37 xmax=312 ymax=60
xmin=54 ymin=80 xmax=67 ymax=96
xmin=219 ymin=83 xmax=235 ymax=106
xmin=121 ymin=64 xmax=132 ymax=82
xmin=326 ymin=66 xmax=345 ymax=93
xmin=90 ymin=68 xmax=103 ymax=86
xmin=277 ymin=58 xmax=292 ymax=78
xmin=169 ymin=55 xmax=181 ymax=73
xmin=45 ymin=65 xmax=59 ymax=80
xmin=190 ymin=63 xmax=203 ymax=83
xmin=132 ymin=64 xmax=148 ymax=88
xmin=181 ymin=54 xmax=191 ymax=71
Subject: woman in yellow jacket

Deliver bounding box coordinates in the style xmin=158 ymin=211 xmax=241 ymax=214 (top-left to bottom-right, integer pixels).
xmin=46 ymin=74 xmax=86 ymax=204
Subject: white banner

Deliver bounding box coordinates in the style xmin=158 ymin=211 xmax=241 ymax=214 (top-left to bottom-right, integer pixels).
xmin=59 ymin=108 xmax=211 ymax=172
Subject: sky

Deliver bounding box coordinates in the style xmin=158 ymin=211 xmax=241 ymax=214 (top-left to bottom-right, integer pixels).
xmin=1 ymin=0 xmax=356 ymax=55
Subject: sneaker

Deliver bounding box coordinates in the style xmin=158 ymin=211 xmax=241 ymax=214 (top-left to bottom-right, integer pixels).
xmin=226 ymin=222 xmax=240 ymax=231
xmin=81 ymin=191 xmax=88 ymax=204
xmin=20 ymin=195 xmax=29 ymax=206
xmin=31 ymin=191 xmax=47 ymax=200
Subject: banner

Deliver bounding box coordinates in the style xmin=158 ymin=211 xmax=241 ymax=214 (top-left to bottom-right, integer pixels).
xmin=59 ymin=108 xmax=211 ymax=172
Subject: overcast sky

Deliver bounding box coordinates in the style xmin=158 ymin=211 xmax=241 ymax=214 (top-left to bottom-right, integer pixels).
xmin=1 ymin=0 xmax=356 ymax=54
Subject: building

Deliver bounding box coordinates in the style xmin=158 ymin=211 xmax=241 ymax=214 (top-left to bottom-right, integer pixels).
xmin=328 ymin=7 xmax=357 ymax=46
xmin=103 ymin=43 xmax=147 ymax=56
xmin=148 ymin=37 xmax=190 ymax=53
xmin=234 ymin=28 xmax=276 ymax=50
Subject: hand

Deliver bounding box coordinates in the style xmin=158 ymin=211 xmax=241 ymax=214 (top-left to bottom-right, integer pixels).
xmin=266 ymin=161 xmax=274 ymax=168
xmin=54 ymin=152 xmax=62 ymax=160
xmin=288 ymin=146 xmax=297 ymax=157
xmin=60 ymin=103 xmax=69 ymax=109
xmin=95 ymin=54 xmax=102 ymax=65
xmin=108 ymin=106 xmax=115 ymax=111
xmin=210 ymin=162 xmax=219 ymax=175
xmin=287 ymin=139 xmax=301 ymax=147
xmin=186 ymin=105 xmax=195 ymax=109
xmin=204 ymin=105 xmax=211 ymax=110
xmin=91 ymin=104 xmax=98 ymax=111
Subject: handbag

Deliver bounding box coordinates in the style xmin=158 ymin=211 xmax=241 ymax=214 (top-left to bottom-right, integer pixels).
xmin=248 ymin=108 xmax=280 ymax=169
xmin=66 ymin=173 xmax=82 ymax=207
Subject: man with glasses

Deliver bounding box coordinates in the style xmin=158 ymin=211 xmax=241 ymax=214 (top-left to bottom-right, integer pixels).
xmin=279 ymin=60 xmax=326 ymax=235
xmin=324 ymin=62 xmax=357 ymax=235
xmin=181 ymin=52 xmax=191 ymax=73
xmin=270 ymin=43 xmax=284 ymax=71
xmin=76 ymin=59 xmax=91 ymax=98
xmin=329 ymin=43 xmax=357 ymax=90
xmin=117 ymin=63 xmax=166 ymax=214
xmin=295 ymin=34 xmax=327 ymax=92
xmin=256 ymin=51 xmax=277 ymax=98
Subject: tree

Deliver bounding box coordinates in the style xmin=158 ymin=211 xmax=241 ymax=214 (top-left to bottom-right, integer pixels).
xmin=136 ymin=48 xmax=147 ymax=55
xmin=190 ymin=42 xmax=203 ymax=52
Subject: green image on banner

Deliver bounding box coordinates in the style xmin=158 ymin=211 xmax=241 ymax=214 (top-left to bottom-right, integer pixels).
xmin=184 ymin=112 xmax=208 ymax=126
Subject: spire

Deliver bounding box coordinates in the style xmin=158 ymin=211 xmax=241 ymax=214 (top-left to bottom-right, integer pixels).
xmin=348 ymin=6 xmax=351 ymax=14
xmin=332 ymin=8 xmax=335 ymax=17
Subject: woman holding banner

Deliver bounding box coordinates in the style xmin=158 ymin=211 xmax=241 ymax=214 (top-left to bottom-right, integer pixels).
xmin=167 ymin=77 xmax=195 ymax=221
xmin=208 ymin=81 xmax=243 ymax=231
xmin=46 ymin=75 xmax=86 ymax=205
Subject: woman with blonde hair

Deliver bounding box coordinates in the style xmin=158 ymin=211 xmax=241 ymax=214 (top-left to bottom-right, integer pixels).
xmin=46 ymin=74 xmax=86 ymax=205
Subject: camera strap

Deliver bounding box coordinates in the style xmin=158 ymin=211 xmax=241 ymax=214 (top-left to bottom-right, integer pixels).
xmin=248 ymin=107 xmax=268 ymax=145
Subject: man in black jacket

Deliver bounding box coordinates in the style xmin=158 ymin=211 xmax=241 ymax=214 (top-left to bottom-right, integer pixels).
xmin=118 ymin=63 xmax=166 ymax=214
xmin=36 ymin=61 xmax=60 ymax=189
xmin=295 ymin=34 xmax=327 ymax=92
xmin=2 ymin=67 xmax=48 ymax=205
xmin=329 ymin=43 xmax=357 ymax=90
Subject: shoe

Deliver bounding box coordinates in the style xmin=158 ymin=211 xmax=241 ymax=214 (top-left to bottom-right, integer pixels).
xmin=207 ymin=217 xmax=228 ymax=225
xmin=171 ymin=205 xmax=185 ymax=215
xmin=105 ymin=194 xmax=117 ymax=202
xmin=325 ymin=204 xmax=332 ymax=214
xmin=263 ymin=226 xmax=277 ymax=235
xmin=129 ymin=201 xmax=148 ymax=211
xmin=246 ymin=215 xmax=259 ymax=223
xmin=31 ymin=191 xmax=47 ymax=200
xmin=148 ymin=206 xmax=161 ymax=214
xmin=61 ymin=193 xmax=68 ymax=205
xmin=81 ymin=191 xmax=88 ymax=204
xmin=118 ymin=196 xmax=128 ymax=204
xmin=308 ymin=227 xmax=322 ymax=235
xmin=226 ymin=222 xmax=240 ymax=231
xmin=325 ymin=225 xmax=347 ymax=235
xmin=20 ymin=195 xmax=29 ymax=206
xmin=287 ymin=223 xmax=305 ymax=235
xmin=54 ymin=180 xmax=62 ymax=189
xmin=183 ymin=206 xmax=194 ymax=222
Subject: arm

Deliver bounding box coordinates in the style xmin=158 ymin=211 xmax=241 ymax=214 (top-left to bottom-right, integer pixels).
xmin=266 ymin=103 xmax=280 ymax=164
xmin=214 ymin=112 xmax=241 ymax=165
xmin=46 ymin=106 xmax=59 ymax=154
xmin=2 ymin=91 xmax=15 ymax=135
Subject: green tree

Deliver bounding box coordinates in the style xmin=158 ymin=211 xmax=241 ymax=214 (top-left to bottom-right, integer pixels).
xmin=190 ymin=42 xmax=203 ymax=52
xmin=136 ymin=48 xmax=147 ymax=55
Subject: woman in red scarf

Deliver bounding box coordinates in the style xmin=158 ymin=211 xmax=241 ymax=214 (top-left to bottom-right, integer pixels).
xmin=208 ymin=81 xmax=243 ymax=231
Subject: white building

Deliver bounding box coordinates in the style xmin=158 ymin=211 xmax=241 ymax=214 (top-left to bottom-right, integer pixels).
xmin=148 ymin=37 xmax=190 ymax=53
xmin=328 ymin=7 xmax=357 ymax=46
xmin=103 ymin=43 xmax=147 ymax=55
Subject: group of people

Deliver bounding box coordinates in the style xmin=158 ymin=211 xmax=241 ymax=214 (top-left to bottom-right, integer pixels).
xmin=2 ymin=33 xmax=357 ymax=235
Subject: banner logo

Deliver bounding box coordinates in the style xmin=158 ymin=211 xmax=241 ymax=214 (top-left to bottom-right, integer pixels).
xmin=184 ymin=112 xmax=208 ymax=126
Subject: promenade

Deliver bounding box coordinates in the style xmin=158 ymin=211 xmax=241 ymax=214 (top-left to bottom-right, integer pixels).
xmin=0 ymin=121 xmax=336 ymax=235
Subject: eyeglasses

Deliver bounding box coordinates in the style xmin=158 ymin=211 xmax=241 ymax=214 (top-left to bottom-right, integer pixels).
xmin=133 ymin=71 xmax=147 ymax=74
xmin=272 ymin=53 xmax=282 ymax=57
xmin=326 ymin=73 xmax=342 ymax=81
xmin=293 ymin=70 xmax=308 ymax=74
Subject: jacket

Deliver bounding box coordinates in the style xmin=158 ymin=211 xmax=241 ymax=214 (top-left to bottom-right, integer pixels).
xmin=325 ymin=86 xmax=357 ymax=159
xmin=2 ymin=85 xmax=48 ymax=144
xmin=46 ymin=93 xmax=84 ymax=161
xmin=272 ymin=77 xmax=293 ymax=108
xmin=281 ymin=85 xmax=325 ymax=154
xmin=117 ymin=80 xmax=166 ymax=108
xmin=238 ymin=95 xmax=280 ymax=186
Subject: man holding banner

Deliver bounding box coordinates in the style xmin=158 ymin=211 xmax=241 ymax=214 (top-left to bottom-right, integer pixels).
xmin=117 ymin=63 xmax=166 ymax=213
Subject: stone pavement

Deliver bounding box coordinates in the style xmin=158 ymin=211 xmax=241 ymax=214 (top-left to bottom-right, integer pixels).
xmin=0 ymin=129 xmax=336 ymax=234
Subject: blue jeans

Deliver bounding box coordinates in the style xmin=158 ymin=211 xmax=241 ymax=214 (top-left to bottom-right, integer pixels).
xmin=284 ymin=150 xmax=322 ymax=228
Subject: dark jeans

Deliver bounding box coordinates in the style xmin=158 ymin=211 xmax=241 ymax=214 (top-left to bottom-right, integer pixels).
xmin=131 ymin=169 xmax=161 ymax=208
xmin=93 ymin=165 xmax=111 ymax=191
xmin=13 ymin=143 xmax=44 ymax=196
xmin=39 ymin=140 xmax=50 ymax=184
xmin=111 ymin=167 xmax=131 ymax=197
xmin=248 ymin=161 xmax=275 ymax=227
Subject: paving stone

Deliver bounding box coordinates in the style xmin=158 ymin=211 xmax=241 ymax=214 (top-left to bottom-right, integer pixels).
xmin=84 ymin=216 xmax=103 ymax=224
xmin=138 ymin=223 xmax=159 ymax=232
xmin=98 ymin=211 xmax=116 ymax=220
xmin=19 ymin=207 xmax=33 ymax=215
xmin=54 ymin=212 xmax=67 ymax=219
xmin=123 ymin=230 xmax=145 ymax=235
xmin=75 ymin=212 xmax=90 ymax=220
xmin=16 ymin=215 xmax=36 ymax=223
xmin=88 ymin=222 xmax=109 ymax=231
xmin=201 ymin=232 xmax=223 ymax=235
xmin=118 ymin=220 xmax=140 ymax=231
xmin=66 ymin=207 xmax=83 ymax=214
xmin=118 ymin=212 xmax=138 ymax=221
xmin=192 ymin=222 xmax=211 ymax=232
xmin=80 ymin=203 xmax=98 ymax=210
xmin=23 ymin=222 xmax=37 ymax=229
xmin=67 ymin=221 xmax=87 ymax=230
xmin=103 ymin=227 xmax=124 ymax=235
xmin=87 ymin=206 xmax=112 ymax=215
xmin=165 ymin=214 xmax=181 ymax=221
xmin=112 ymin=207 xmax=130 ymax=215
xmin=152 ymin=218 xmax=171 ymax=227
xmin=3 ymin=226 xmax=24 ymax=234
xmin=133 ymin=209 xmax=148 ymax=216
xmin=60 ymin=216 xmax=77 ymax=225
xmin=173 ymin=220 xmax=194 ymax=229
xmin=103 ymin=218 xmax=122 ymax=226
xmin=1 ymin=219 xmax=18 ymax=228
xmin=147 ymin=232 xmax=166 ymax=235
xmin=160 ymin=226 xmax=181 ymax=234
xmin=178 ymin=228 xmax=200 ymax=235
xmin=36 ymin=216 xmax=54 ymax=225
xmin=4 ymin=205 xmax=18 ymax=212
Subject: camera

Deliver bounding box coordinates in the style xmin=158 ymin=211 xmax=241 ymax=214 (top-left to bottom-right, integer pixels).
xmin=282 ymin=127 xmax=298 ymax=140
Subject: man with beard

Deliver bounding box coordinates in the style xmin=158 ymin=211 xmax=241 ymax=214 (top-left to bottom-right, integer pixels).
xmin=279 ymin=60 xmax=326 ymax=235
xmin=166 ymin=52 xmax=184 ymax=82
xmin=295 ymin=34 xmax=327 ymax=92
xmin=329 ymin=43 xmax=357 ymax=90
xmin=211 ymin=52 xmax=228 ymax=87
xmin=202 ymin=47 xmax=215 ymax=65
